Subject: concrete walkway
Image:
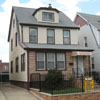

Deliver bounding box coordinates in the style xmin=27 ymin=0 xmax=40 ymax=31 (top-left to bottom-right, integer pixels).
xmin=0 ymin=84 xmax=40 ymax=100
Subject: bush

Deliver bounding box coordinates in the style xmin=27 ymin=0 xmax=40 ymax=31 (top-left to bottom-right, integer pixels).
xmin=44 ymin=69 xmax=64 ymax=90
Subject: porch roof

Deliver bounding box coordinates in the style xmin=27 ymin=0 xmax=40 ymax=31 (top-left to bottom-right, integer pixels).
xmin=22 ymin=43 xmax=94 ymax=51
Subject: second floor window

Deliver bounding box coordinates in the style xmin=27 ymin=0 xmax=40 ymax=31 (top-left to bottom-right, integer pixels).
xmin=16 ymin=57 xmax=19 ymax=72
xmin=29 ymin=28 xmax=37 ymax=43
xmin=15 ymin=32 xmax=17 ymax=47
xmin=47 ymin=29 xmax=54 ymax=44
xmin=11 ymin=39 xmax=13 ymax=51
xmin=63 ymin=30 xmax=70 ymax=44
xmin=84 ymin=37 xmax=88 ymax=47
xmin=4 ymin=65 xmax=8 ymax=71
xmin=42 ymin=12 xmax=54 ymax=21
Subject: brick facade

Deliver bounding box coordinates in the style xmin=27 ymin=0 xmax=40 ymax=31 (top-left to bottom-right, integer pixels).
xmin=28 ymin=51 xmax=90 ymax=80
xmin=75 ymin=15 xmax=88 ymax=27
xmin=0 ymin=60 xmax=9 ymax=73
xmin=32 ymin=89 xmax=100 ymax=100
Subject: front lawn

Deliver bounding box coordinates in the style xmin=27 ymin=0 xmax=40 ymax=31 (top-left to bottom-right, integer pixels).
xmin=41 ymin=88 xmax=82 ymax=94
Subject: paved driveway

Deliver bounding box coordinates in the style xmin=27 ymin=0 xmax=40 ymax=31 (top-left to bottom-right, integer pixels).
xmin=0 ymin=84 xmax=40 ymax=100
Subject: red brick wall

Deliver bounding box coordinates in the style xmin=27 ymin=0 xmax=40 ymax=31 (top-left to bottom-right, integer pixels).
xmin=75 ymin=15 xmax=88 ymax=27
xmin=0 ymin=60 xmax=9 ymax=73
xmin=32 ymin=89 xmax=100 ymax=100
xmin=83 ymin=56 xmax=90 ymax=75
xmin=28 ymin=51 xmax=74 ymax=80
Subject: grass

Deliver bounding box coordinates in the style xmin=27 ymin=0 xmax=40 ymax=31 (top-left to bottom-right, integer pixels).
xmin=41 ymin=88 xmax=83 ymax=94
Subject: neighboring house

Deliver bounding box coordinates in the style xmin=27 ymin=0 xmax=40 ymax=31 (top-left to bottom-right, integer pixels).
xmin=74 ymin=12 xmax=100 ymax=73
xmin=0 ymin=60 xmax=9 ymax=82
xmin=8 ymin=5 xmax=93 ymax=89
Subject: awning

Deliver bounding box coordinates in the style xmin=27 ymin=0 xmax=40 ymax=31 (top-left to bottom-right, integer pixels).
xmin=72 ymin=51 xmax=92 ymax=56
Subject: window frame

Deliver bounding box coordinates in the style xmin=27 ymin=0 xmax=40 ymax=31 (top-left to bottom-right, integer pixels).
xmin=21 ymin=53 xmax=25 ymax=72
xmin=15 ymin=32 xmax=17 ymax=47
xmin=47 ymin=29 xmax=55 ymax=44
xmin=11 ymin=61 xmax=13 ymax=73
xmin=36 ymin=53 xmax=45 ymax=70
xmin=47 ymin=53 xmax=56 ymax=70
xmin=11 ymin=39 xmax=13 ymax=51
xmin=29 ymin=27 xmax=38 ymax=43
xmin=36 ymin=52 xmax=66 ymax=71
xmin=16 ymin=57 xmax=19 ymax=73
xmin=57 ymin=53 xmax=65 ymax=70
xmin=63 ymin=30 xmax=70 ymax=45
xmin=42 ymin=12 xmax=54 ymax=21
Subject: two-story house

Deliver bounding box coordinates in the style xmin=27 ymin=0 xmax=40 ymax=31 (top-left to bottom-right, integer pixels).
xmin=74 ymin=12 xmax=100 ymax=73
xmin=8 ymin=5 xmax=93 ymax=89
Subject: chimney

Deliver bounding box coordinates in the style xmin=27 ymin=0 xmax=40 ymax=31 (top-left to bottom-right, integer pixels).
xmin=48 ymin=4 xmax=52 ymax=8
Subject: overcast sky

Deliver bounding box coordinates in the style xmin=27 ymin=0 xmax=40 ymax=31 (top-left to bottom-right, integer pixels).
xmin=0 ymin=0 xmax=100 ymax=62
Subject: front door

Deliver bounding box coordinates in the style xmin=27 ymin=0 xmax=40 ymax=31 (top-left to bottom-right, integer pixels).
xmin=74 ymin=56 xmax=84 ymax=76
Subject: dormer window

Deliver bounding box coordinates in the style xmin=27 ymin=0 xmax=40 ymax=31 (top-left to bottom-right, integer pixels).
xmin=42 ymin=12 xmax=54 ymax=21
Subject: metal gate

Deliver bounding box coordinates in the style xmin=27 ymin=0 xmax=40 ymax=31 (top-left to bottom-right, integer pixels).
xmin=0 ymin=72 xmax=9 ymax=83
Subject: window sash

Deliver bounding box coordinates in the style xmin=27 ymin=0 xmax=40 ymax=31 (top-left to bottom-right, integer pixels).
xmin=47 ymin=29 xmax=54 ymax=43
xmin=37 ymin=53 xmax=45 ymax=70
xmin=16 ymin=58 xmax=19 ymax=72
xmin=21 ymin=54 xmax=25 ymax=71
xmin=42 ymin=12 xmax=54 ymax=21
xmin=57 ymin=53 xmax=65 ymax=70
xmin=47 ymin=53 xmax=55 ymax=69
xmin=11 ymin=61 xmax=13 ymax=73
xmin=29 ymin=28 xmax=37 ymax=43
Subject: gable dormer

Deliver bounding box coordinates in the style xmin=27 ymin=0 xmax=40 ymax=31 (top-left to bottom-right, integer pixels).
xmin=33 ymin=4 xmax=59 ymax=23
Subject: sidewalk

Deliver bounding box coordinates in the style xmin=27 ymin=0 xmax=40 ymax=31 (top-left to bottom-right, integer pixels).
xmin=0 ymin=84 xmax=40 ymax=100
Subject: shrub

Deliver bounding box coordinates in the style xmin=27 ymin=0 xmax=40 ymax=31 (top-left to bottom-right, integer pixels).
xmin=44 ymin=69 xmax=64 ymax=90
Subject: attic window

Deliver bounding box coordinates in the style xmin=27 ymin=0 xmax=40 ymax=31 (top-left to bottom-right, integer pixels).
xmin=42 ymin=12 xmax=54 ymax=21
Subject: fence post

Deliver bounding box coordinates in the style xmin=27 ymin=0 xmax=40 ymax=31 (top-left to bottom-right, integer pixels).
xmin=81 ymin=74 xmax=84 ymax=92
xmin=39 ymin=74 xmax=41 ymax=92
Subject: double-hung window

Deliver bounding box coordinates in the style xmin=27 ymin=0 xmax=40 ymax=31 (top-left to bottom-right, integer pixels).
xmin=16 ymin=57 xmax=19 ymax=72
xmin=29 ymin=28 xmax=37 ymax=43
xmin=21 ymin=54 xmax=25 ymax=71
xmin=63 ymin=30 xmax=70 ymax=44
xmin=42 ymin=12 xmax=54 ymax=21
xmin=11 ymin=61 xmax=13 ymax=73
xmin=47 ymin=53 xmax=55 ymax=69
xmin=47 ymin=29 xmax=54 ymax=44
xmin=57 ymin=53 xmax=65 ymax=70
xmin=37 ymin=53 xmax=45 ymax=70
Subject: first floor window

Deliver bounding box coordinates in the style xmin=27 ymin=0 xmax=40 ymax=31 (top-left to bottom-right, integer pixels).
xmin=11 ymin=61 xmax=13 ymax=73
xmin=36 ymin=53 xmax=65 ymax=70
xmin=37 ymin=53 xmax=45 ymax=70
xmin=21 ymin=54 xmax=25 ymax=71
xmin=16 ymin=57 xmax=19 ymax=72
xmin=57 ymin=53 xmax=65 ymax=70
xmin=47 ymin=53 xmax=55 ymax=69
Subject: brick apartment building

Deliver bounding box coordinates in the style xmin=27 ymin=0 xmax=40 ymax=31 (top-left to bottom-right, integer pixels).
xmin=0 ymin=60 xmax=9 ymax=82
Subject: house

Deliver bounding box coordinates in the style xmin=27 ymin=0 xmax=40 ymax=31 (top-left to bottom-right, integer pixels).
xmin=0 ymin=60 xmax=9 ymax=82
xmin=74 ymin=12 xmax=100 ymax=73
xmin=8 ymin=5 xmax=93 ymax=89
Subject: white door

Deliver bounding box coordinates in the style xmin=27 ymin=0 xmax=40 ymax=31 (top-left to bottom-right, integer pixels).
xmin=74 ymin=56 xmax=84 ymax=76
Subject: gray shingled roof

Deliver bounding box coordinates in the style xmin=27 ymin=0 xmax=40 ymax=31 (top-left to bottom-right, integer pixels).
xmin=13 ymin=6 xmax=79 ymax=28
xmin=22 ymin=43 xmax=93 ymax=51
xmin=78 ymin=12 xmax=100 ymax=29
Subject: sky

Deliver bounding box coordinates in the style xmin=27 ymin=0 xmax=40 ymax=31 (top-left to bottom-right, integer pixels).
xmin=0 ymin=0 xmax=100 ymax=62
